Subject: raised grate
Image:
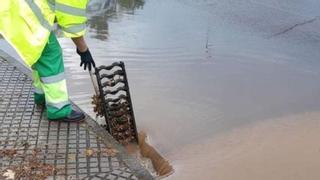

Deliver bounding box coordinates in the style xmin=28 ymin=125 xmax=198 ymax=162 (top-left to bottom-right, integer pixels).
xmin=94 ymin=62 xmax=139 ymax=144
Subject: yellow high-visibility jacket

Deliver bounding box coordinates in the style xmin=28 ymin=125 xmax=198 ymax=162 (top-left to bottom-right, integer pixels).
xmin=0 ymin=0 xmax=89 ymax=66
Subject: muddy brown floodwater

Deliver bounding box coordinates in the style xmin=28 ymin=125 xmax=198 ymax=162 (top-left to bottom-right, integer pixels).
xmin=1 ymin=0 xmax=320 ymax=179
xmin=168 ymin=112 xmax=320 ymax=179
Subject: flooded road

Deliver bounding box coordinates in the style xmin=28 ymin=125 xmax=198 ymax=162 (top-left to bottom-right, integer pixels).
xmin=2 ymin=0 xmax=320 ymax=179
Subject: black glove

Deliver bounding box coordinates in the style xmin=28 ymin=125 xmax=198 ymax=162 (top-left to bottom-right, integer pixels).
xmin=77 ymin=48 xmax=96 ymax=71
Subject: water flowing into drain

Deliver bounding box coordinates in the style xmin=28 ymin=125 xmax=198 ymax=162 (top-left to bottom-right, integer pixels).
xmin=137 ymin=132 xmax=174 ymax=177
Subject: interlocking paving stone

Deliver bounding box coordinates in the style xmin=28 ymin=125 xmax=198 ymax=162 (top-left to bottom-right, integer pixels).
xmin=0 ymin=56 xmax=153 ymax=180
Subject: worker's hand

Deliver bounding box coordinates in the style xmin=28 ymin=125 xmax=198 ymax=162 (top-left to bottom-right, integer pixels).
xmin=77 ymin=48 xmax=96 ymax=71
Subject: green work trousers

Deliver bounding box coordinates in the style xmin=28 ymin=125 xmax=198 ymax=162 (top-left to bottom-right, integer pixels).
xmin=32 ymin=32 xmax=72 ymax=119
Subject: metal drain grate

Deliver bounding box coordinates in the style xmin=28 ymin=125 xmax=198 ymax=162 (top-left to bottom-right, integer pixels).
xmin=94 ymin=62 xmax=139 ymax=144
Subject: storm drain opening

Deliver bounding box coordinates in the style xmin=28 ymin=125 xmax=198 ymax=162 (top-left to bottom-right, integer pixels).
xmin=91 ymin=61 xmax=174 ymax=178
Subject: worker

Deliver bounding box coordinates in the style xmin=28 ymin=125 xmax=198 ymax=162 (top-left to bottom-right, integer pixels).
xmin=0 ymin=0 xmax=96 ymax=122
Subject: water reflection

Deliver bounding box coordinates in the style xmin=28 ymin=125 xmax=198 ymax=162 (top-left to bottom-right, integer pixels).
xmin=87 ymin=0 xmax=117 ymax=16
xmin=87 ymin=0 xmax=145 ymax=40
xmin=118 ymin=0 xmax=145 ymax=13
xmin=88 ymin=15 xmax=110 ymax=40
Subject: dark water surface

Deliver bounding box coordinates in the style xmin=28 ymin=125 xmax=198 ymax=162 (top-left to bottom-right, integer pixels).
xmin=1 ymin=0 xmax=320 ymax=179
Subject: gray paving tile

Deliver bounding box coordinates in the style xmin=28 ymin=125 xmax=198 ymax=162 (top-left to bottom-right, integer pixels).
xmin=0 ymin=57 xmax=148 ymax=179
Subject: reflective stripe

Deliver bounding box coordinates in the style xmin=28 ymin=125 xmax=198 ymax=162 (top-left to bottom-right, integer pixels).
xmin=62 ymin=24 xmax=86 ymax=34
xmin=25 ymin=0 xmax=53 ymax=31
xmin=47 ymin=100 xmax=70 ymax=109
xmin=40 ymin=72 xmax=65 ymax=84
xmin=32 ymin=71 xmax=44 ymax=94
xmin=42 ymin=79 xmax=69 ymax=104
xmin=55 ymin=2 xmax=86 ymax=17
xmin=34 ymin=86 xmax=44 ymax=94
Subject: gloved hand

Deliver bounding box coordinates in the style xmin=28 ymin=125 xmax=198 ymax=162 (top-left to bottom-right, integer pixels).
xmin=77 ymin=48 xmax=96 ymax=71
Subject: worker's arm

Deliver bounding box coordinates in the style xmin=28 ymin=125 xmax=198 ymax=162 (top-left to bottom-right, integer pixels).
xmin=53 ymin=0 xmax=93 ymax=70
xmin=72 ymin=36 xmax=96 ymax=71
xmin=72 ymin=36 xmax=88 ymax=52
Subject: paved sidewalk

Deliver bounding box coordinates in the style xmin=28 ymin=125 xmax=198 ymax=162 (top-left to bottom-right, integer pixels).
xmin=0 ymin=51 xmax=153 ymax=180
